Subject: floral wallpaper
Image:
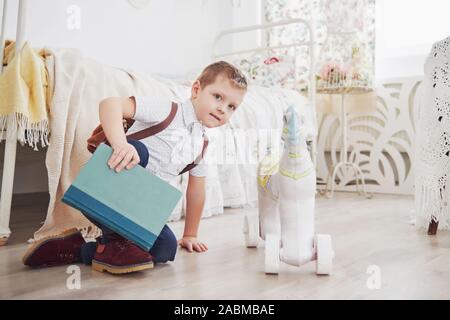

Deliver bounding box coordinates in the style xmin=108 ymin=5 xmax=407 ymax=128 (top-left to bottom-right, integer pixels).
xmin=264 ymin=0 xmax=376 ymax=91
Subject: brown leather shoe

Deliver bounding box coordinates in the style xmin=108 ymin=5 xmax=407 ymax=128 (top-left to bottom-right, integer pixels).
xmin=91 ymin=234 xmax=153 ymax=274
xmin=22 ymin=228 xmax=85 ymax=268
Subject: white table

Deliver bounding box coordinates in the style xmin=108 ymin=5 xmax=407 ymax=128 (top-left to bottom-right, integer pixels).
xmin=318 ymin=89 xmax=374 ymax=199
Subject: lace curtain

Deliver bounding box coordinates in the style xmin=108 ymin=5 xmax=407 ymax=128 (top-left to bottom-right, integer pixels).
xmin=264 ymin=0 xmax=376 ymax=91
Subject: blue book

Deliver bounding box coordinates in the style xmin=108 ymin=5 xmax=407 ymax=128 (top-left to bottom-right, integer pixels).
xmin=62 ymin=143 xmax=182 ymax=251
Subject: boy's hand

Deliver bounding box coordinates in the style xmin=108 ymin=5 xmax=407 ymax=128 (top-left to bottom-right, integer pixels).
xmin=108 ymin=142 xmax=140 ymax=173
xmin=178 ymin=236 xmax=208 ymax=253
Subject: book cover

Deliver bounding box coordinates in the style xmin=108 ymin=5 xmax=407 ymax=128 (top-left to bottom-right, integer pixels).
xmin=62 ymin=143 xmax=182 ymax=251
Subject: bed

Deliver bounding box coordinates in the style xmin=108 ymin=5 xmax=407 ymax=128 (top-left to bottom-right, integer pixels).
xmin=0 ymin=0 xmax=317 ymax=244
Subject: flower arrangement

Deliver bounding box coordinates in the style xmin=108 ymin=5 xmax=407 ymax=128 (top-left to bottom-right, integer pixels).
xmin=319 ymin=61 xmax=349 ymax=82
xmin=317 ymin=46 xmax=372 ymax=91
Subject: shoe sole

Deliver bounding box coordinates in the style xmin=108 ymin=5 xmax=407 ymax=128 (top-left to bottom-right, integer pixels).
xmin=91 ymin=259 xmax=154 ymax=274
xmin=22 ymin=228 xmax=82 ymax=266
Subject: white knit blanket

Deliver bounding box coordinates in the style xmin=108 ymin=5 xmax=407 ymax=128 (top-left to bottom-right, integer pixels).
xmin=34 ymin=48 xmax=176 ymax=241
xmin=414 ymin=36 xmax=450 ymax=230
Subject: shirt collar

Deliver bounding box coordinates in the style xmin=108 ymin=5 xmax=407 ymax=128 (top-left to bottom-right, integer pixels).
xmin=181 ymin=99 xmax=205 ymax=134
xmin=170 ymin=99 xmax=206 ymax=165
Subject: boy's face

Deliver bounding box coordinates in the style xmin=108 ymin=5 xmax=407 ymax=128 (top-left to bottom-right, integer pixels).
xmin=191 ymin=75 xmax=246 ymax=128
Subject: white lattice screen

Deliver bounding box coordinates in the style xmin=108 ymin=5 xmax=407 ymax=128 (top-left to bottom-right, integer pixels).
xmin=315 ymin=77 xmax=423 ymax=195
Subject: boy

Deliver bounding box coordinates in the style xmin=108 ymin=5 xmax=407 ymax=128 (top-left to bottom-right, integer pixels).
xmin=22 ymin=61 xmax=248 ymax=274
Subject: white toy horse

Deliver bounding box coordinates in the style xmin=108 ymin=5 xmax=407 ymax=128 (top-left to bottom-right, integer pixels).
xmin=243 ymin=105 xmax=334 ymax=275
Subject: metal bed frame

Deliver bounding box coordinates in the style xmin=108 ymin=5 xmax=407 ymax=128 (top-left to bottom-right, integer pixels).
xmin=0 ymin=0 xmax=27 ymax=244
xmin=211 ymin=17 xmax=318 ymax=165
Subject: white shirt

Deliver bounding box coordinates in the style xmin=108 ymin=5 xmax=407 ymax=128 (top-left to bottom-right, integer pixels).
xmin=127 ymin=95 xmax=208 ymax=183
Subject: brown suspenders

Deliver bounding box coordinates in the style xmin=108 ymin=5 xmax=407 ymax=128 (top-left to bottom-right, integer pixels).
xmin=87 ymin=101 xmax=208 ymax=175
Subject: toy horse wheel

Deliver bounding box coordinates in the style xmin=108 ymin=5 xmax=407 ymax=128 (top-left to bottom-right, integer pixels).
xmin=315 ymin=234 xmax=334 ymax=275
xmin=243 ymin=214 xmax=259 ymax=248
xmin=265 ymin=233 xmax=280 ymax=274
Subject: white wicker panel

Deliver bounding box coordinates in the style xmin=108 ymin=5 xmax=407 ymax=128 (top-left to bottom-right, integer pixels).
xmin=316 ymin=77 xmax=423 ymax=195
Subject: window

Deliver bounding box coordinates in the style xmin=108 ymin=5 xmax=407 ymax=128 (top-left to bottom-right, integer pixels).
xmin=375 ymin=0 xmax=450 ymax=78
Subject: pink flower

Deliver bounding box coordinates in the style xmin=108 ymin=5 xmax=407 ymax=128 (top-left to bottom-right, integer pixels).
xmin=319 ymin=62 xmax=350 ymax=81
xmin=319 ymin=62 xmax=338 ymax=80
xmin=264 ymin=57 xmax=280 ymax=65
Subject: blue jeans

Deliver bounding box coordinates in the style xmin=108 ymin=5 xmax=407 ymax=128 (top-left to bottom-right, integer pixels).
xmin=80 ymin=139 xmax=178 ymax=265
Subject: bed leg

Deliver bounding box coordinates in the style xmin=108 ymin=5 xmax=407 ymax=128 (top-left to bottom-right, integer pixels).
xmin=0 ymin=0 xmax=28 ymax=246
xmin=0 ymin=134 xmax=18 ymax=246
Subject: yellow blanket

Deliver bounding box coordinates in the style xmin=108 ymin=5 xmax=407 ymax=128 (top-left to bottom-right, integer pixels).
xmin=0 ymin=40 xmax=50 ymax=150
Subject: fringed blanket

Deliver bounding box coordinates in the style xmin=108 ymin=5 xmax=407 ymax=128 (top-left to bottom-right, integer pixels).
xmin=0 ymin=41 xmax=50 ymax=150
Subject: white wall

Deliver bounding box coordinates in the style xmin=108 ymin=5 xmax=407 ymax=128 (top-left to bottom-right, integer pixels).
xmin=1 ymin=0 xmax=260 ymax=194
xmin=375 ymin=0 xmax=450 ymax=79
xmin=229 ymin=0 xmax=263 ymax=54
xmin=3 ymin=0 xmax=236 ymax=75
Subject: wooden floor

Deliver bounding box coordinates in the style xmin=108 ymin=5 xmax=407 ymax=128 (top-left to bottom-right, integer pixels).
xmin=1 ymin=192 xmax=449 ymax=300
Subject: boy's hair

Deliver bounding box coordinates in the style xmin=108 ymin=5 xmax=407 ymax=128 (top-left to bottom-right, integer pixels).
xmin=197 ymin=61 xmax=247 ymax=90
